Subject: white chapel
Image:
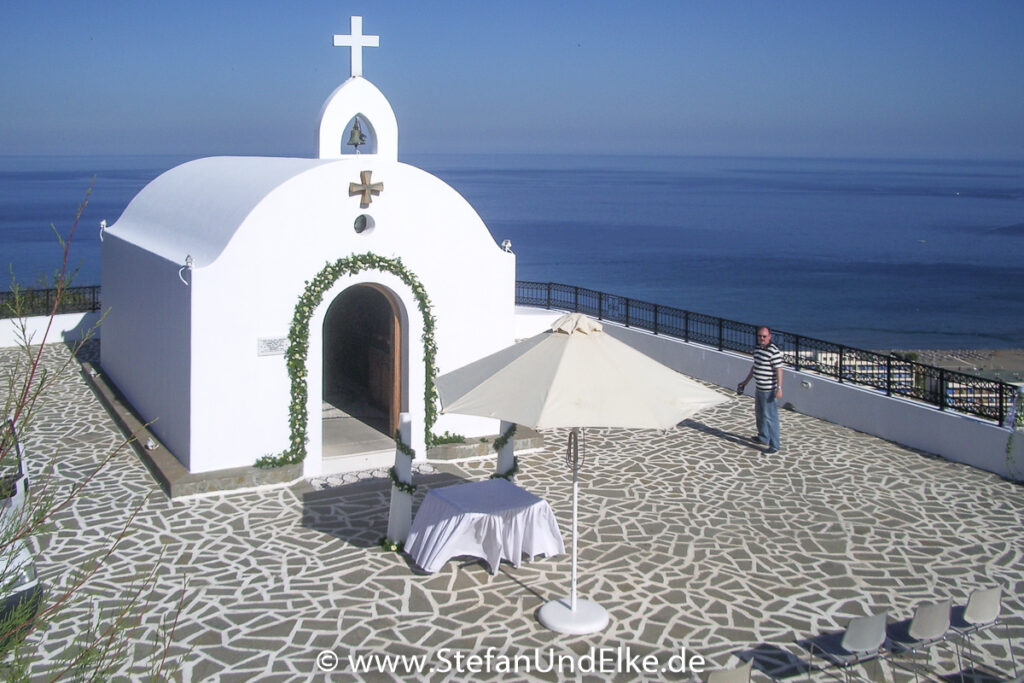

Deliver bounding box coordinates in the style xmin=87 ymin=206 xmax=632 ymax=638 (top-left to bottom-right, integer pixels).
xmin=100 ymin=17 xmax=516 ymax=479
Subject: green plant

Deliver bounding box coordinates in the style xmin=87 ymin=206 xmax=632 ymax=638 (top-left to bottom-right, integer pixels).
xmin=378 ymin=537 xmax=403 ymax=553
xmin=1 ymin=187 xmax=183 ymax=678
xmin=432 ymin=431 xmax=465 ymax=445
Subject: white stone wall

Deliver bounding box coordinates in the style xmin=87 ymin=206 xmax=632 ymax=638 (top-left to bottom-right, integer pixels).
xmin=572 ymin=315 xmax=1024 ymax=482
xmin=100 ymin=235 xmax=194 ymax=468
xmin=0 ymin=311 xmax=101 ymax=349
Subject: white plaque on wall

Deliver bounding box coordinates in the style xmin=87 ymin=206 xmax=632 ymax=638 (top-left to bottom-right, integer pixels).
xmin=257 ymin=337 xmax=288 ymax=356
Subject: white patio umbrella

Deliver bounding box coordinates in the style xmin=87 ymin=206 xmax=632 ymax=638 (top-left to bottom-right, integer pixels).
xmin=436 ymin=313 xmax=728 ymax=634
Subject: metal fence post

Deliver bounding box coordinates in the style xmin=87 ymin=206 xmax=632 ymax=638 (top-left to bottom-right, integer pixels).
xmin=598 ymin=292 xmax=603 ymax=320
xmin=794 ymin=336 xmax=801 ymax=371
xmin=939 ymin=369 xmax=947 ymax=411
xmin=653 ymin=304 xmax=659 ymax=335
xmin=625 ymin=298 xmax=631 ymax=327
xmin=717 ymin=319 xmax=723 ymax=351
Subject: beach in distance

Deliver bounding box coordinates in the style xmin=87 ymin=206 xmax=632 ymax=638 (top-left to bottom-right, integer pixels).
xmin=0 ymin=153 xmax=1022 ymax=353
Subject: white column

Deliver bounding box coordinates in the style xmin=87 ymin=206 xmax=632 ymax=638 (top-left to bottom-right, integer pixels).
xmin=386 ymin=412 xmax=414 ymax=543
xmin=495 ymin=420 xmax=516 ymax=478
xmin=408 ymin=418 xmax=426 ymax=464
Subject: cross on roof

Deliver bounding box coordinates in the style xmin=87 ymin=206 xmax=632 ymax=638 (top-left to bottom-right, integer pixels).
xmin=333 ymin=16 xmax=379 ymax=78
xmin=350 ymin=170 xmax=383 ymax=206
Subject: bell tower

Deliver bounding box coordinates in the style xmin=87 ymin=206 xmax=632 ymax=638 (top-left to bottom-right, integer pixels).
xmin=316 ymin=16 xmax=398 ymax=160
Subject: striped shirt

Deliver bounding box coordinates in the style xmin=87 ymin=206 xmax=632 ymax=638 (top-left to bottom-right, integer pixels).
xmin=752 ymin=343 xmax=783 ymax=391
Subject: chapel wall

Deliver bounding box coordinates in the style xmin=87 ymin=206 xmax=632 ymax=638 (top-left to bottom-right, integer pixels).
xmin=100 ymin=236 xmax=193 ymax=468
xmin=184 ymin=159 xmax=518 ymax=470
xmin=182 ymin=258 xmax=293 ymax=473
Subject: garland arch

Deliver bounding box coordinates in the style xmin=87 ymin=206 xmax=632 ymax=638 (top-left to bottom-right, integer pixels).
xmin=256 ymin=253 xmax=438 ymax=468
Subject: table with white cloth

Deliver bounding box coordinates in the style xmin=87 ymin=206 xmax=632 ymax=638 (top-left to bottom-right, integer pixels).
xmin=405 ymin=478 xmax=565 ymax=574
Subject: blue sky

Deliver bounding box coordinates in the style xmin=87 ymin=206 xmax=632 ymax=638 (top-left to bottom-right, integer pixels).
xmin=2 ymin=1 xmax=1023 ymax=159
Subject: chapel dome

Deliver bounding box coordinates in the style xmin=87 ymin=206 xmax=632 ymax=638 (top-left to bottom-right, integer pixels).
xmin=108 ymin=157 xmax=333 ymax=266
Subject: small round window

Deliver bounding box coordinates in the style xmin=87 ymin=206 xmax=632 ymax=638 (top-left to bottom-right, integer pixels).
xmin=354 ymin=214 xmax=375 ymax=234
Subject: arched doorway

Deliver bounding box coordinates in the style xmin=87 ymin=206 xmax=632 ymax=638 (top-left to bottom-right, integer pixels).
xmin=322 ymin=285 xmax=401 ymax=456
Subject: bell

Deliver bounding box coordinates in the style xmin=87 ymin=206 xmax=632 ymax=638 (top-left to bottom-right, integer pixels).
xmin=346 ymin=117 xmax=367 ymax=150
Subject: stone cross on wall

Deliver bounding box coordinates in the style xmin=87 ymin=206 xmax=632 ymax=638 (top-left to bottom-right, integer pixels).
xmin=333 ymin=16 xmax=379 ymax=78
xmin=350 ymin=170 xmax=383 ymax=206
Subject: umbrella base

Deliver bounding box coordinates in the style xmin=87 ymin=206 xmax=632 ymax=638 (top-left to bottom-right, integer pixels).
xmin=537 ymin=597 xmax=609 ymax=634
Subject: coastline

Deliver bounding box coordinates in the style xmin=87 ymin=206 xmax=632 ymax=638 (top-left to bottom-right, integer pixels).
xmin=883 ymin=347 xmax=1024 ymax=383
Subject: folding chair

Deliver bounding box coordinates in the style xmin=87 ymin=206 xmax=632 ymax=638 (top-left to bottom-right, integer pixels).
xmin=951 ymin=586 xmax=1017 ymax=678
xmin=705 ymin=658 xmax=753 ymax=683
xmin=886 ymin=598 xmax=960 ymax=682
xmin=801 ymin=611 xmax=888 ymax=683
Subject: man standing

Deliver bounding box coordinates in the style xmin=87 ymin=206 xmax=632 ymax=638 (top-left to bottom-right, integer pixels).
xmin=738 ymin=326 xmax=783 ymax=454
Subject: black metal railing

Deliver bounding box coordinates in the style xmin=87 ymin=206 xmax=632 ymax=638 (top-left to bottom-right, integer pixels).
xmin=0 ymin=285 xmax=101 ymax=319
xmin=3 ymin=282 xmax=1017 ymax=424
xmin=516 ymin=280 xmax=1019 ymax=425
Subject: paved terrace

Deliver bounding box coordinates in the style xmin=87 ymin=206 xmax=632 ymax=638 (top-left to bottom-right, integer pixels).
xmin=13 ymin=343 xmax=1024 ymax=681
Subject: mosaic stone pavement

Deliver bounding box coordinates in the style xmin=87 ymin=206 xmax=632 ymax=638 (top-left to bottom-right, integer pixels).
xmin=7 ymin=343 xmax=1024 ymax=681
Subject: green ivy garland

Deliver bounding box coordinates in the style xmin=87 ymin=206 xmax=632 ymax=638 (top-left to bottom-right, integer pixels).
xmin=489 ymin=423 xmax=519 ymax=480
xmin=388 ymin=466 xmax=417 ymax=494
xmin=490 ymin=456 xmax=520 ymax=481
xmin=394 ymin=429 xmax=416 ymax=458
xmin=255 ymin=253 xmax=438 ymax=469
xmin=389 ymin=429 xmax=417 ymax=494
xmin=380 ymin=431 xmax=418 ymax=553
xmin=492 ymin=423 xmax=517 ymax=452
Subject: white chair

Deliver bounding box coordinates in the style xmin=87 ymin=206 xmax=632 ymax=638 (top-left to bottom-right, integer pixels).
xmin=705 ymin=658 xmax=752 ymax=683
xmin=886 ymin=598 xmax=960 ymax=682
xmin=802 ymin=611 xmax=888 ymax=682
xmin=951 ymin=586 xmax=1017 ymax=677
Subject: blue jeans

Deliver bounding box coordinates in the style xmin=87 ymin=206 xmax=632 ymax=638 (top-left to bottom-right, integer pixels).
xmin=755 ymin=390 xmax=780 ymax=450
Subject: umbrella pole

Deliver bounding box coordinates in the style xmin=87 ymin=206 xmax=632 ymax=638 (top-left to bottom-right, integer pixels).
xmin=536 ymin=427 xmax=608 ymax=634
xmin=570 ymin=427 xmax=579 ymax=612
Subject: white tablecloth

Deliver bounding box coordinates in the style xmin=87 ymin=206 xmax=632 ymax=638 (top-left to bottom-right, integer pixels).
xmin=405 ymin=478 xmax=565 ymax=574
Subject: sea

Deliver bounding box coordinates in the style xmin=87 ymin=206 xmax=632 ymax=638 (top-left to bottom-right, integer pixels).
xmin=1 ymin=153 xmax=1022 ymax=351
